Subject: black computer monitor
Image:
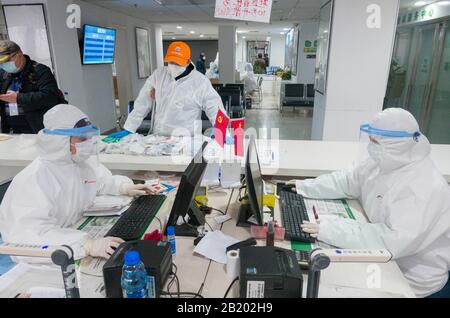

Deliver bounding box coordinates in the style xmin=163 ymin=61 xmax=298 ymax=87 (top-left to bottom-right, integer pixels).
xmin=244 ymin=137 xmax=264 ymax=226
xmin=0 ymin=178 xmax=12 ymax=205
xmin=166 ymin=142 xmax=208 ymax=237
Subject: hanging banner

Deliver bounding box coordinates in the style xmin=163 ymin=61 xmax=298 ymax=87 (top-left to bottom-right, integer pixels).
xmin=214 ymin=0 xmax=273 ymax=24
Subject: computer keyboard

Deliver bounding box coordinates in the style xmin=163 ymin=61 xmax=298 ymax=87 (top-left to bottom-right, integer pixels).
xmin=105 ymin=195 xmax=167 ymax=241
xmin=279 ymin=189 xmax=316 ymax=243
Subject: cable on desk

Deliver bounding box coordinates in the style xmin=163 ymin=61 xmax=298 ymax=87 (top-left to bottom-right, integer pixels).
xmin=190 ymin=188 xmax=237 ymax=298
xmin=166 ymin=264 xmax=180 ymax=297
xmin=195 ymin=200 xmax=227 ymax=215
xmin=223 ymin=277 xmax=239 ymax=298
xmin=154 ymin=216 xmax=163 ymax=232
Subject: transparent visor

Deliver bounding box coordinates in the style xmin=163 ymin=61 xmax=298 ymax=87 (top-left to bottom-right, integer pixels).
xmin=358 ymin=123 xmax=421 ymax=163
xmin=42 ymin=125 xmax=101 ymax=138
xmin=43 ymin=125 xmax=101 ymax=164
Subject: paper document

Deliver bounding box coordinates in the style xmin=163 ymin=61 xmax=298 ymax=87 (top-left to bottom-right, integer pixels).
xmin=78 ymin=217 xmax=119 ymax=238
xmin=85 ymin=195 xmax=132 ymax=211
xmin=27 ymin=286 xmax=66 ymax=298
xmin=304 ymin=199 xmax=354 ymax=219
xmin=84 ymin=205 xmax=129 ymax=217
xmin=79 ymin=256 xmax=107 ymax=277
xmin=193 ymin=231 xmax=239 ymax=264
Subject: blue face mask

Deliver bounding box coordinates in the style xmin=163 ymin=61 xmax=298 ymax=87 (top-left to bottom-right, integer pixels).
xmin=0 ymin=61 xmax=19 ymax=74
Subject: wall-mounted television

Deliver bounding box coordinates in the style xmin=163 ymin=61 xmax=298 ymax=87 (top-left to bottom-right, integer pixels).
xmin=82 ymin=24 xmax=116 ymax=65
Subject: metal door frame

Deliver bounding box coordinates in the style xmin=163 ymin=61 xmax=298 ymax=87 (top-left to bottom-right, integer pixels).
xmin=403 ymin=23 xmax=441 ymax=121
xmin=421 ymin=20 xmax=449 ymax=134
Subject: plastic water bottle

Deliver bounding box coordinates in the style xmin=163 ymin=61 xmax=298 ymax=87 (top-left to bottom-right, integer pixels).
xmin=121 ymin=251 xmax=148 ymax=298
xmin=167 ymin=226 xmax=177 ymax=257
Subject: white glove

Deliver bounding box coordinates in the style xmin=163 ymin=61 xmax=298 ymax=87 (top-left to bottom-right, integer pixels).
xmin=120 ymin=183 xmax=154 ymax=197
xmin=84 ymin=237 xmax=124 ymax=259
xmin=301 ymin=221 xmax=319 ymax=238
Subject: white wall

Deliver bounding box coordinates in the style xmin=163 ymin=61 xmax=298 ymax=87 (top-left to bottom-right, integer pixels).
xmin=312 ymin=0 xmax=400 ymax=141
xmin=296 ymin=21 xmax=319 ymax=84
xmin=269 ymin=35 xmax=285 ymax=69
xmin=2 ymin=0 xmax=155 ymax=132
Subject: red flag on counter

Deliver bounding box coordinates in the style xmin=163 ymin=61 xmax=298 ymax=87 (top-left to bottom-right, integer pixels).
xmin=213 ymin=109 xmax=230 ymax=148
xmin=231 ymin=118 xmax=245 ymax=157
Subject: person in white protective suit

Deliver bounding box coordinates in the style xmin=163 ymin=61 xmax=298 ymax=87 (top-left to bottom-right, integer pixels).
xmin=0 ymin=104 xmax=154 ymax=261
xmin=291 ymin=108 xmax=450 ymax=298
xmin=108 ymin=41 xmax=226 ymax=140
xmin=240 ymin=63 xmax=258 ymax=95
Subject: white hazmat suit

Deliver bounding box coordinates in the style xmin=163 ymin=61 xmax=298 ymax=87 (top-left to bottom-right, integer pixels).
xmin=124 ymin=64 xmax=225 ymax=136
xmin=241 ymin=63 xmax=258 ymax=93
xmin=0 ymin=105 xmax=135 ymax=260
xmin=296 ymin=108 xmax=450 ymax=297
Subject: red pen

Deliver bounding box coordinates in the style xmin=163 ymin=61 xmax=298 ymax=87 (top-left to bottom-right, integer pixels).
xmin=312 ymin=205 xmax=320 ymax=224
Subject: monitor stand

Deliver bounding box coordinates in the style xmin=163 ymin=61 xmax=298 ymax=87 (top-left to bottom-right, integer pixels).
xmin=174 ymin=202 xmax=206 ymax=237
xmin=236 ymin=203 xmax=253 ymax=228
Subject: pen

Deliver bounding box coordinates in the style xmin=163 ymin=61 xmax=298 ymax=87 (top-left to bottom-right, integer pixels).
xmin=312 ymin=205 xmax=320 ymax=224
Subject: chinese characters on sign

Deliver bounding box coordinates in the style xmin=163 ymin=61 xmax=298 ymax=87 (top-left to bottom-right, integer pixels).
xmin=214 ymin=0 xmax=273 ymax=23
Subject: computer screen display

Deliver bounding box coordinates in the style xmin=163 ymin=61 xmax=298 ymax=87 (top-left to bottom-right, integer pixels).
xmin=82 ymin=25 xmax=116 ymax=65
xmin=245 ymin=137 xmax=264 ymax=225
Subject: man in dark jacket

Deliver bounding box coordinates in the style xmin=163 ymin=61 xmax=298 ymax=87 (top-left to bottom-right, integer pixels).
xmin=0 ymin=40 xmax=66 ymax=134
xmin=196 ymin=53 xmax=206 ymax=75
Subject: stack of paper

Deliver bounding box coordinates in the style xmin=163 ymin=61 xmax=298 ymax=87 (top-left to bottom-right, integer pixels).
xmin=83 ymin=195 xmax=132 ymax=217
xmin=193 ymin=231 xmax=239 ymax=264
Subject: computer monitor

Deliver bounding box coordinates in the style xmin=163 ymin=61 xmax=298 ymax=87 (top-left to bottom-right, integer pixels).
xmin=166 ymin=142 xmax=208 ymax=237
xmin=244 ymin=136 xmax=264 ymax=226
xmin=0 ymin=178 xmax=12 ymax=205
xmin=82 ymin=24 xmax=116 ymax=65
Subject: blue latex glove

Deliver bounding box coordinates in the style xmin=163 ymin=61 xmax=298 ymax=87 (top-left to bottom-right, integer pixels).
xmin=102 ymin=130 xmax=132 ymax=143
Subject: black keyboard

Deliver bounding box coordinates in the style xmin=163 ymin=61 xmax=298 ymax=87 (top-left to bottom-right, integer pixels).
xmin=105 ymin=195 xmax=167 ymax=241
xmin=279 ymin=189 xmax=316 ymax=243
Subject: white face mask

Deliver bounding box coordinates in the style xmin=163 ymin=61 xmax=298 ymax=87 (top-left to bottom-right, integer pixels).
xmin=168 ymin=64 xmax=186 ymax=79
xmin=367 ymin=142 xmax=383 ymax=165
xmin=71 ymin=139 xmax=97 ymax=163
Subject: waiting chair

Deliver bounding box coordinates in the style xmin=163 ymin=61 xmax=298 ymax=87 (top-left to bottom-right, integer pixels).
xmin=280 ymin=84 xmax=314 ymax=116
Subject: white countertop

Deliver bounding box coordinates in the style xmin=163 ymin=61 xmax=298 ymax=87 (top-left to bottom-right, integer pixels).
xmin=0 ymin=135 xmax=449 ymax=182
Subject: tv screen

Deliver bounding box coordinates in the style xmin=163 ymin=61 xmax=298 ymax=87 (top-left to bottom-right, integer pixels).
xmin=82 ymin=24 xmax=116 ymax=65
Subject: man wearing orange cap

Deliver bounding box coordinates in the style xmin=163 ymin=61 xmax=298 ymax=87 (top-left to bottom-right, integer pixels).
xmin=109 ymin=41 xmax=225 ymax=138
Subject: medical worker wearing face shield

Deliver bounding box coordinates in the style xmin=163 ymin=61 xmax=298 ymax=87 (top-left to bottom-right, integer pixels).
xmin=290 ymin=108 xmax=450 ymax=298
xmin=108 ymin=41 xmax=226 ymax=140
xmin=0 ymin=105 xmax=154 ymax=261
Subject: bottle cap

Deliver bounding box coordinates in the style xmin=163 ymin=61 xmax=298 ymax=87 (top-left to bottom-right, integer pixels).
xmin=124 ymin=251 xmax=141 ymax=266
xmin=167 ymin=226 xmax=175 ymax=236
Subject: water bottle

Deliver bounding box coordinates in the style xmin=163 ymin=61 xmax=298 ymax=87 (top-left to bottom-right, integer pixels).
xmin=121 ymin=251 xmax=148 ymax=298
xmin=167 ymin=226 xmax=176 ymax=257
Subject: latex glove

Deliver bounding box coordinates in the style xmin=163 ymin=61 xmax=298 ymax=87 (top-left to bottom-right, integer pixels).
xmin=300 ymin=221 xmax=319 ymax=238
xmin=120 ymin=183 xmax=155 ymax=197
xmin=84 ymin=237 xmax=124 ymax=259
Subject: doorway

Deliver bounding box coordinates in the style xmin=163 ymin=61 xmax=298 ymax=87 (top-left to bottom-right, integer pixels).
xmin=385 ymin=19 xmax=450 ymax=144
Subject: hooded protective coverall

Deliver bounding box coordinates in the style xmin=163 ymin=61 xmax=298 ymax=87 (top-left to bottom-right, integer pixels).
xmin=0 ymin=105 xmax=134 ymax=260
xmin=296 ymin=108 xmax=450 ymax=297
xmin=241 ymin=63 xmax=258 ymax=93
xmin=124 ymin=64 xmax=225 ymax=136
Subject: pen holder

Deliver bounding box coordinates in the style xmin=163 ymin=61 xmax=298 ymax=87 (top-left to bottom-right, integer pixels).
xmin=250 ymin=224 xmax=285 ymax=241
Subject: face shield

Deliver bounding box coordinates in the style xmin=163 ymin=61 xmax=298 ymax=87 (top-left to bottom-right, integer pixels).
xmin=358 ymin=123 xmax=421 ymax=169
xmin=42 ymin=119 xmax=101 ymax=165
